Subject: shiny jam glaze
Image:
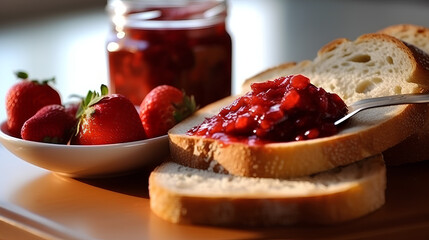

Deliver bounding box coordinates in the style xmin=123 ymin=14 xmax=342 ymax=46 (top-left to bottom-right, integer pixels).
xmin=188 ymin=75 xmax=348 ymax=145
xmin=107 ymin=2 xmax=232 ymax=106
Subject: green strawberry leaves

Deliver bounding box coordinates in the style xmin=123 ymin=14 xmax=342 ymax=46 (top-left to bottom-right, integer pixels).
xmin=76 ymin=84 xmax=109 ymax=117
xmin=74 ymin=84 xmax=109 ymax=136
xmin=173 ymin=92 xmax=198 ymax=123
xmin=15 ymin=71 xmax=56 ymax=85
xmin=15 ymin=71 xmax=29 ymax=79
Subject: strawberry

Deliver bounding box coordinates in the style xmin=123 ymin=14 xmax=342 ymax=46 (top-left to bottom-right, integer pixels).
xmin=139 ymin=85 xmax=197 ymax=138
xmin=21 ymin=104 xmax=76 ymax=144
xmin=6 ymin=71 xmax=61 ymax=137
xmin=71 ymin=85 xmax=146 ymax=145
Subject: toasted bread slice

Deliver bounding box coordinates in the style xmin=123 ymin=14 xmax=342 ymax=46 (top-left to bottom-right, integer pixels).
xmin=377 ymin=24 xmax=429 ymax=165
xmin=149 ymin=154 xmax=386 ymax=226
xmin=169 ymin=33 xmax=429 ymax=178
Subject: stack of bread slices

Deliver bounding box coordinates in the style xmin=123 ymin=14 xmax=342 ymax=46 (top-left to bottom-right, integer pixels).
xmin=149 ymin=24 xmax=429 ymax=226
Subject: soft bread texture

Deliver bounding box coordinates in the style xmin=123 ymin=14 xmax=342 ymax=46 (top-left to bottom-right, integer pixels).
xmin=169 ymin=33 xmax=429 ymax=178
xmin=377 ymin=24 xmax=429 ymax=165
xmin=149 ymin=155 xmax=386 ymax=226
xmin=242 ymin=33 xmax=429 ymax=103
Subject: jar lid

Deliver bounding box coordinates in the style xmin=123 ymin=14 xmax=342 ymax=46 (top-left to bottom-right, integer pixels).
xmin=107 ymin=0 xmax=227 ymax=29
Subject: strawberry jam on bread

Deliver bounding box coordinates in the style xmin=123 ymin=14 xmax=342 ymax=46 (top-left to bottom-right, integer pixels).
xmin=188 ymin=75 xmax=347 ymax=144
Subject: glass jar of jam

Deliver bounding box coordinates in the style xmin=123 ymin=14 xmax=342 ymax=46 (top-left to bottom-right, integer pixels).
xmin=106 ymin=0 xmax=232 ymax=107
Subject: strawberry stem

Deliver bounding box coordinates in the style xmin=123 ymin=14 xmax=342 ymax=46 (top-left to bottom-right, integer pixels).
xmin=74 ymin=84 xmax=110 ymax=136
xmin=68 ymin=94 xmax=84 ymax=100
xmin=15 ymin=71 xmax=56 ymax=85
xmin=15 ymin=71 xmax=28 ymax=79
xmin=101 ymin=84 xmax=109 ymax=96
xmin=41 ymin=77 xmax=56 ymax=85
xmin=173 ymin=92 xmax=198 ymax=123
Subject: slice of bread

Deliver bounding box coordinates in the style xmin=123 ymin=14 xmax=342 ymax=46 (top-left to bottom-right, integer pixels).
xmin=149 ymin=154 xmax=386 ymax=226
xmin=377 ymin=24 xmax=429 ymax=165
xmin=378 ymin=24 xmax=429 ymax=53
xmin=169 ymin=33 xmax=429 ymax=178
xmin=241 ymin=33 xmax=429 ymax=102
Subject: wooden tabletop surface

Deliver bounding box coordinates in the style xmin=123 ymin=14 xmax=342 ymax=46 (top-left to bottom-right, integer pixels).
xmin=1 ymin=143 xmax=429 ymax=240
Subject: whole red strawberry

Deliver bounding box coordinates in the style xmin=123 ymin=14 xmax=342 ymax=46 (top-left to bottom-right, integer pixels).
xmin=21 ymin=104 xmax=76 ymax=144
xmin=139 ymin=85 xmax=197 ymax=138
xmin=71 ymin=85 xmax=146 ymax=145
xmin=6 ymin=72 xmax=61 ymax=137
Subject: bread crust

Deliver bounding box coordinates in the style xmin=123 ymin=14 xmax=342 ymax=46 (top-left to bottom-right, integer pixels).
xmin=378 ymin=24 xmax=429 ymax=44
xmin=317 ymin=38 xmax=348 ymax=56
xmin=149 ymin=155 xmax=386 ymax=226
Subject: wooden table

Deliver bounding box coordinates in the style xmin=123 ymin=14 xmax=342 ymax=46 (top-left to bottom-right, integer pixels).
xmin=1 ymin=143 xmax=429 ymax=240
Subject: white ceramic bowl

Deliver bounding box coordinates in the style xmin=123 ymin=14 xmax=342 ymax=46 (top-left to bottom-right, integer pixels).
xmin=0 ymin=121 xmax=169 ymax=178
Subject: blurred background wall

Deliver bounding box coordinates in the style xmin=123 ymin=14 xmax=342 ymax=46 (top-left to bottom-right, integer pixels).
xmin=1 ymin=0 xmax=429 ymax=118
xmin=0 ymin=0 xmax=106 ymax=23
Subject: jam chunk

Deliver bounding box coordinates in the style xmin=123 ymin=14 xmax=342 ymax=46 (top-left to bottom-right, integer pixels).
xmin=188 ymin=75 xmax=348 ymax=144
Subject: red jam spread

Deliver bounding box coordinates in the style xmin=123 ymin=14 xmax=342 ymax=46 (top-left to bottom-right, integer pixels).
xmin=188 ymin=75 xmax=348 ymax=144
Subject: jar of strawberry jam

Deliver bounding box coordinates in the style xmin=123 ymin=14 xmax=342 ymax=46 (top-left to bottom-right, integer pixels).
xmin=106 ymin=0 xmax=232 ymax=106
